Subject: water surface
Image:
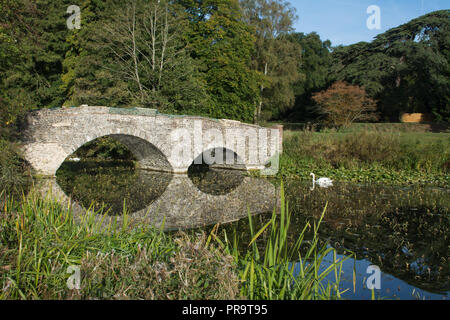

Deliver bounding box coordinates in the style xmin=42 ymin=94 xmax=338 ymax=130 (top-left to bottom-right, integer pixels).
xmin=45 ymin=161 xmax=449 ymax=300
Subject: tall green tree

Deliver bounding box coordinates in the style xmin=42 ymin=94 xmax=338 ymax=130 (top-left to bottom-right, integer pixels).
xmin=240 ymin=0 xmax=301 ymax=122
xmin=0 ymin=0 xmax=72 ymax=126
xmin=331 ymin=10 xmax=450 ymax=122
xmin=62 ymin=0 xmax=211 ymax=115
xmin=61 ymin=0 xmax=108 ymax=107
xmin=90 ymin=0 xmax=210 ymax=113
xmin=286 ymin=32 xmax=332 ymax=121
xmin=180 ymin=0 xmax=262 ymax=122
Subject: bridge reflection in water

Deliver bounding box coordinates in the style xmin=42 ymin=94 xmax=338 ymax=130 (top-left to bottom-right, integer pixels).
xmin=32 ymin=165 xmax=278 ymax=231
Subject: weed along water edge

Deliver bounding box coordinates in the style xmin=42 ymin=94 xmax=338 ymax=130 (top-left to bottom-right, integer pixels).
xmin=1 ymin=0 xmax=449 ymax=303
xmin=1 ymin=176 xmax=350 ymax=300
xmin=2 ymin=157 xmax=445 ymax=300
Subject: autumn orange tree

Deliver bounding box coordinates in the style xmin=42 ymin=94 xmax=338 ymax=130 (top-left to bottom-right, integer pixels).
xmin=312 ymin=81 xmax=379 ymax=128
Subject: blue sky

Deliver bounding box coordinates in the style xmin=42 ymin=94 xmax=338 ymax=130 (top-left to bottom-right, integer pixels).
xmin=290 ymin=0 xmax=449 ymax=46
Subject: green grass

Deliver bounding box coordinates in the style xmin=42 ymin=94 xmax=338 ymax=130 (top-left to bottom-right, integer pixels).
xmin=337 ymin=122 xmax=449 ymax=133
xmin=0 ymin=183 xmax=349 ymax=300
xmin=279 ymin=129 xmax=449 ymax=185
xmin=0 ymin=191 xmax=239 ymax=299
xmin=0 ymin=139 xmax=32 ymax=197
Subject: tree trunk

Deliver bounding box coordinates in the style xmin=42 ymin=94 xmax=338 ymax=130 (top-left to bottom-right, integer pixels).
xmin=130 ymin=1 xmax=144 ymax=103
xmin=256 ymin=62 xmax=268 ymax=124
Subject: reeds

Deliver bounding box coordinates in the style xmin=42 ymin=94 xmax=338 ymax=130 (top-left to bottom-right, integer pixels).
xmin=0 ymin=192 xmax=238 ymax=299
xmin=208 ymin=181 xmax=352 ymax=300
xmin=1 ymin=182 xmax=351 ymax=300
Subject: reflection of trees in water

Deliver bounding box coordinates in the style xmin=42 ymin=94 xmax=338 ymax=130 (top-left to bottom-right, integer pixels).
xmin=188 ymin=164 xmax=245 ymax=195
xmin=188 ymin=148 xmax=246 ymax=195
xmin=358 ymin=206 xmax=449 ymax=293
xmin=56 ymin=160 xmax=248 ymax=216
xmin=282 ymin=180 xmax=449 ymax=294
xmin=56 ymin=160 xmax=172 ymax=215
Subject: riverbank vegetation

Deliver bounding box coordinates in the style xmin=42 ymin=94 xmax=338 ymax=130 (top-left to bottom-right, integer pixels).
xmin=0 ymin=0 xmax=448 ymax=300
xmin=279 ymin=128 xmax=449 ymax=185
xmin=0 ymin=186 xmax=348 ymax=300
xmin=1 ymin=1 xmax=448 ymax=189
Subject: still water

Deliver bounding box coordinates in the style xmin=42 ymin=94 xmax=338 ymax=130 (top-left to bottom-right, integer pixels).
xmin=35 ymin=160 xmax=449 ymax=300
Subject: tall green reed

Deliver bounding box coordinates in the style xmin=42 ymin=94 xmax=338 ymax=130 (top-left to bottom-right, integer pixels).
xmin=0 ymin=190 xmax=239 ymax=300
xmin=208 ymin=181 xmax=352 ymax=300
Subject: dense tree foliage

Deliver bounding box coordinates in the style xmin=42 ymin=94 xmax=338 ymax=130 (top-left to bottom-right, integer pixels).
xmin=1 ymin=0 xmax=70 ymax=126
xmin=240 ymin=0 xmax=301 ymax=122
xmin=331 ymin=10 xmax=450 ymax=122
xmin=286 ymin=32 xmax=332 ymax=121
xmin=180 ymin=0 xmax=261 ymax=121
xmin=0 ymin=1 xmax=448 ymax=132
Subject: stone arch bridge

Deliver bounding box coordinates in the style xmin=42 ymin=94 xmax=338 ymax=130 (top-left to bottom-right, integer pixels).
xmin=21 ymin=106 xmax=283 ymax=176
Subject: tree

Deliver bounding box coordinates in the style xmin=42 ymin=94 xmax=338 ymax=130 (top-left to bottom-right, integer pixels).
xmin=286 ymin=32 xmax=332 ymax=121
xmin=85 ymin=0 xmax=210 ymax=113
xmin=240 ymin=0 xmax=301 ymax=122
xmin=181 ymin=0 xmax=261 ymax=122
xmin=331 ymin=10 xmax=450 ymax=122
xmin=312 ymin=81 xmax=379 ymax=128
xmin=0 ymin=0 xmax=70 ymax=122
xmin=61 ymin=0 xmax=108 ymax=107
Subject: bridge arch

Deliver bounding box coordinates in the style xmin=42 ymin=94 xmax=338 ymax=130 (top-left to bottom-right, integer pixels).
xmin=190 ymin=147 xmax=246 ymax=171
xmin=64 ymin=134 xmax=173 ymax=172
xmin=23 ymin=130 xmax=173 ymax=176
xmin=21 ymin=106 xmax=283 ymax=176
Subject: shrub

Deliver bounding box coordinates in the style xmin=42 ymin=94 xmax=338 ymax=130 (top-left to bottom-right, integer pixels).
xmin=312 ymin=81 xmax=379 ymax=129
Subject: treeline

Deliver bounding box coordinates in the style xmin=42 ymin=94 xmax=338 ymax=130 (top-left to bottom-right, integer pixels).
xmin=0 ymin=0 xmax=449 ymax=130
xmin=330 ymin=10 xmax=450 ymax=122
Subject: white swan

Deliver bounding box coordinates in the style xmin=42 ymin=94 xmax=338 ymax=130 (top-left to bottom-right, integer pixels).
xmin=310 ymin=172 xmax=333 ymax=190
xmin=69 ymin=157 xmax=81 ymax=162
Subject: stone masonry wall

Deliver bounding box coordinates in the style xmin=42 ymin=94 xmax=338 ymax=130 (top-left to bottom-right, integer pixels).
xmin=21 ymin=106 xmax=283 ymax=176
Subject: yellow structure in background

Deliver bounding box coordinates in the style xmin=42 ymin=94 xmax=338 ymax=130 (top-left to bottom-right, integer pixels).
xmin=400 ymin=113 xmax=433 ymax=123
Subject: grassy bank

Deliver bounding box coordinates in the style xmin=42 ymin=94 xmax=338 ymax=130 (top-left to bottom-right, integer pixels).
xmin=0 ymin=186 xmax=348 ymax=300
xmin=279 ymin=129 xmax=449 ymax=185
xmin=0 ymin=139 xmax=32 ymax=197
